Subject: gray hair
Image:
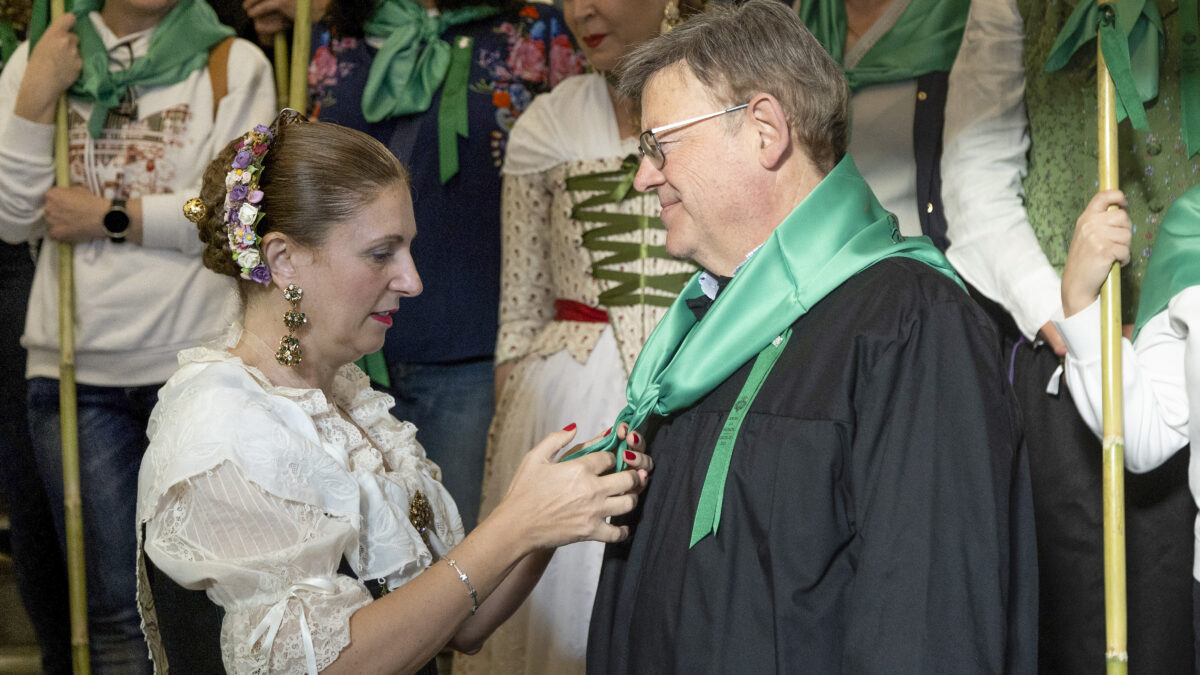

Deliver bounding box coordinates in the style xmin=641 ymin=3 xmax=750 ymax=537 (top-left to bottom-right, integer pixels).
xmin=617 ymin=0 xmax=849 ymax=173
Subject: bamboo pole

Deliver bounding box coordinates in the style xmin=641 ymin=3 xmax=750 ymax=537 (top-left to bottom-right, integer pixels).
xmin=273 ymin=32 xmax=289 ymax=111
xmin=50 ymin=0 xmax=91 ymax=670
xmin=1097 ymin=21 xmax=1128 ymax=674
xmin=287 ymin=0 xmax=310 ymax=111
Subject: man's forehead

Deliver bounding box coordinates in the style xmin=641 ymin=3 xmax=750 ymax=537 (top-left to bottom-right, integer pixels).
xmin=641 ymin=65 xmax=703 ymax=120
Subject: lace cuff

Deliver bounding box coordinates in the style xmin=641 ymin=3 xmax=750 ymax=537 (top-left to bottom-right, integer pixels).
xmin=222 ymin=576 xmax=371 ymax=674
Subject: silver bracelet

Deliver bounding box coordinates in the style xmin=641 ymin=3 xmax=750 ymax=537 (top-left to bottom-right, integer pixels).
xmin=445 ymin=558 xmax=478 ymax=615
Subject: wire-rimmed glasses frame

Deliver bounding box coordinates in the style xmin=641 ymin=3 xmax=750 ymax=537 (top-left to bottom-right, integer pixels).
xmin=637 ymin=103 xmax=749 ymax=169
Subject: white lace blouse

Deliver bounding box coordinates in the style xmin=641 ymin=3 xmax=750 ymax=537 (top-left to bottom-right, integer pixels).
xmin=136 ymin=327 xmax=464 ymax=673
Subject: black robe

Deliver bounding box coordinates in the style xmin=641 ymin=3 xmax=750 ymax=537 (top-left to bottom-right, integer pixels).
xmin=588 ymin=258 xmax=1038 ymax=674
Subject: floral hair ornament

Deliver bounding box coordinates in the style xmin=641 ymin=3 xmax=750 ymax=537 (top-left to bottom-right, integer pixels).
xmin=183 ymin=108 xmax=308 ymax=284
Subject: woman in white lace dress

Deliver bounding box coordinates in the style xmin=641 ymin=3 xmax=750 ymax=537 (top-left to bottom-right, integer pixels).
xmin=136 ymin=112 xmax=652 ymax=674
xmin=457 ymin=2 xmax=703 ymax=674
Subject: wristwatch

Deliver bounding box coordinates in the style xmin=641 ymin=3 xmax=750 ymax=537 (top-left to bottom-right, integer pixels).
xmin=103 ymin=198 xmax=130 ymax=243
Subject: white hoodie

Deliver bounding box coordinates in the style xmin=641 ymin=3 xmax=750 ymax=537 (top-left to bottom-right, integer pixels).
xmin=0 ymin=13 xmax=277 ymax=386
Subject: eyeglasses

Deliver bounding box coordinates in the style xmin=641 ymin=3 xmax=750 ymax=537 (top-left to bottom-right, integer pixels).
xmin=638 ymin=103 xmax=749 ymax=169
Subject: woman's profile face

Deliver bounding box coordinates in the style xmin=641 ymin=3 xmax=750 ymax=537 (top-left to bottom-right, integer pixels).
xmin=294 ymin=184 xmax=421 ymax=367
xmin=564 ymin=0 xmax=670 ymax=73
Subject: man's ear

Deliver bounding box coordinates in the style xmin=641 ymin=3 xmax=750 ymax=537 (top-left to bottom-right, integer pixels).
xmin=747 ymin=92 xmax=791 ymax=170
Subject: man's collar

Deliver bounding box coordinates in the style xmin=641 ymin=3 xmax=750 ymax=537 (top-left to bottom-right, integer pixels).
xmin=689 ymin=245 xmax=762 ymax=320
xmin=698 ymin=244 xmax=762 ymax=300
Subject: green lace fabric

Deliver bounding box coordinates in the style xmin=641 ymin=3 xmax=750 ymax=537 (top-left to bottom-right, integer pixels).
xmin=564 ymin=155 xmax=695 ymax=309
xmin=1019 ymin=0 xmax=1200 ymax=323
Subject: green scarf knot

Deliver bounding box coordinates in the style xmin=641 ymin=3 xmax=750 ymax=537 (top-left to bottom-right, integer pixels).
xmin=566 ymin=156 xmax=963 ymax=545
xmin=798 ymin=0 xmax=969 ymax=91
xmin=33 ymin=0 xmax=234 ymax=138
xmin=361 ymin=0 xmax=497 ymax=123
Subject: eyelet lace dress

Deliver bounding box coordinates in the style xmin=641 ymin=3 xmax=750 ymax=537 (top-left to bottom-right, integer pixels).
xmin=136 ymin=325 xmax=464 ymax=673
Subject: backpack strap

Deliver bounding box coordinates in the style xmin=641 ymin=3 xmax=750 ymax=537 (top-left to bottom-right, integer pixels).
xmin=208 ymin=37 xmax=235 ymax=119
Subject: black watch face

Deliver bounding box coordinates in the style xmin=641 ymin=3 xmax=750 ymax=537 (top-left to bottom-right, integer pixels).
xmin=104 ymin=208 xmax=130 ymax=234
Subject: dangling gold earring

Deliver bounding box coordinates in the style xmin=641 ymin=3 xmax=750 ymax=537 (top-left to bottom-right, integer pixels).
xmin=276 ymin=284 xmax=306 ymax=366
xmin=661 ymin=0 xmax=681 ymax=33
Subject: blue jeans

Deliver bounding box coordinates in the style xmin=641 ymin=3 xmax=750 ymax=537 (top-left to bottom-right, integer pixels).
xmin=28 ymin=377 xmax=158 ymax=675
xmin=384 ymin=359 xmax=494 ymax=531
xmin=0 ymin=244 xmax=71 ymax=675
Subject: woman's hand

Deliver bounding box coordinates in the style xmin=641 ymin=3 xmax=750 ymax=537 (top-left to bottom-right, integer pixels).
xmin=14 ymin=14 xmax=83 ymax=124
xmin=1062 ymin=190 xmax=1132 ymax=317
xmin=495 ymin=424 xmax=653 ymax=551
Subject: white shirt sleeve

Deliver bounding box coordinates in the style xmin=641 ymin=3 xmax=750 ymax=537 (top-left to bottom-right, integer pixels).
xmin=941 ymin=0 xmax=1063 ymax=340
xmin=0 ymin=42 xmax=53 ymax=244
xmin=144 ymin=460 xmax=372 ymax=674
xmin=1054 ymin=293 xmax=1193 ymax=473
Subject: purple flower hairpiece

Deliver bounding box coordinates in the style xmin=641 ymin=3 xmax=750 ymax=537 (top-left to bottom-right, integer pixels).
xmin=223 ymin=123 xmax=276 ymax=285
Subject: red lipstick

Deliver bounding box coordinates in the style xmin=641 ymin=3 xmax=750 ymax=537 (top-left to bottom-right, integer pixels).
xmin=371 ymin=312 xmax=394 ymax=326
xmin=583 ymin=33 xmax=605 ymax=49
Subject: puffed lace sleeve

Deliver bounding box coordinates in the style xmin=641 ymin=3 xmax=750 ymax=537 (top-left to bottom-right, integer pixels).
xmin=144 ymin=461 xmax=372 ymax=674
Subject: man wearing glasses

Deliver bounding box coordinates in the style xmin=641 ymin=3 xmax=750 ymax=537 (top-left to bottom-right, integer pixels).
xmin=584 ymin=2 xmax=1037 ymax=672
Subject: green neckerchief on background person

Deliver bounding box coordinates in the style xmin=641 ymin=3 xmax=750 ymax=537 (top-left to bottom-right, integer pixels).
xmin=1044 ymin=0 xmax=1200 ymax=156
xmin=361 ymin=0 xmax=496 ymax=121
xmin=355 ymin=350 xmax=391 ymax=388
xmin=797 ymin=0 xmax=969 ymax=91
xmin=0 ymin=20 xmax=18 ymax=65
xmin=49 ymin=0 xmax=233 ymax=138
xmin=565 ymin=155 xmax=964 ymax=545
xmin=567 ymin=155 xmax=695 ymax=308
xmin=361 ymin=0 xmax=497 ymax=183
xmin=1133 ymin=183 xmax=1200 ymax=338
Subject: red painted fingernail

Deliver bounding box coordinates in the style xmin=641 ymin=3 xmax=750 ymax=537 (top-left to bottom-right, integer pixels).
xmin=603 ymin=427 xmax=612 ymax=437
xmin=630 ymin=431 xmax=640 ymax=445
xmin=562 ymin=423 xmax=576 ymax=432
xmin=624 ymin=450 xmax=636 ymax=462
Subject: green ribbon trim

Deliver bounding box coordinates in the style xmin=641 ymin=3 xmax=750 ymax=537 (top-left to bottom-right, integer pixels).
xmin=1099 ymin=3 xmax=1151 ymax=131
xmin=361 ymin=0 xmax=497 ymax=123
xmin=565 ymin=156 xmax=963 ymax=504
xmin=63 ymin=0 xmax=233 ymax=138
xmin=1181 ymin=0 xmax=1200 ymax=156
xmin=689 ymin=327 xmax=793 ymax=548
xmin=0 ymin=20 xmax=18 ymax=65
xmin=437 ymin=35 xmax=472 ymax=184
xmin=355 ymin=350 xmax=392 ymax=388
xmin=1045 ymin=0 xmax=1163 ymax=132
xmin=798 ymin=0 xmax=969 ymax=91
xmin=29 ymin=0 xmax=52 ymax=49
xmin=566 ymin=155 xmax=695 ymax=308
xmin=1133 ymin=183 xmax=1200 ymax=338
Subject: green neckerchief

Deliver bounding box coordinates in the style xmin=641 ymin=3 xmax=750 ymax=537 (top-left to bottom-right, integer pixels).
xmin=355 ymin=350 xmax=391 ymax=388
xmin=797 ymin=0 xmax=969 ymax=91
xmin=59 ymin=0 xmax=232 ymax=138
xmin=361 ymin=0 xmax=497 ymax=122
xmin=1044 ymin=0 xmax=1200 ymax=156
xmin=567 ymin=156 xmax=964 ymax=544
xmin=362 ymin=0 xmax=497 ymax=183
xmin=566 ymin=155 xmax=695 ymax=308
xmin=1133 ymin=183 xmax=1200 ymax=338
xmin=0 ymin=20 xmax=18 ymax=65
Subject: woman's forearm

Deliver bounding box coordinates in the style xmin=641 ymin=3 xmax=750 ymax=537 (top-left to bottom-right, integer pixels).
xmin=323 ymin=508 xmax=536 ymax=675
